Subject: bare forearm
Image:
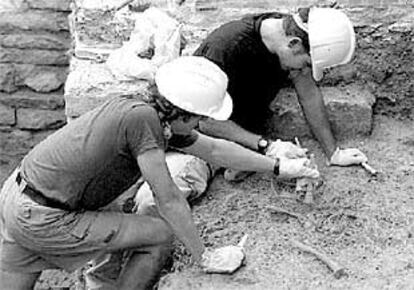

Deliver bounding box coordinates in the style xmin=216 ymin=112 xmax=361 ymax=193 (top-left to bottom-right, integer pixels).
xmin=293 ymin=72 xmax=337 ymax=158
xmin=198 ymin=118 xmax=261 ymax=150
xmin=137 ymin=150 xmax=205 ymax=262
xmin=157 ymin=194 xmax=204 ymax=261
xmin=184 ymin=133 xmax=276 ymax=172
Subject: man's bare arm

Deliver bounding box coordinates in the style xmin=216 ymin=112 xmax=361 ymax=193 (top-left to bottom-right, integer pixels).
xmin=198 ymin=118 xmax=262 ymax=151
xmin=137 ymin=149 xmax=205 ymax=261
xmin=291 ymin=68 xmax=337 ymax=158
xmin=182 ymin=131 xmax=277 ymax=172
xmin=182 ymin=132 xmax=319 ymax=179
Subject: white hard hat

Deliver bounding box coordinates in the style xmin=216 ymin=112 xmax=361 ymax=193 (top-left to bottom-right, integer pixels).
xmin=294 ymin=8 xmax=356 ymax=81
xmin=155 ymin=56 xmax=233 ymax=121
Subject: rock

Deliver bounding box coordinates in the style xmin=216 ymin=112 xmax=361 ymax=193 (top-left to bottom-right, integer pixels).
xmin=25 ymin=70 xmax=65 ymax=92
xmin=0 ymin=11 xmax=70 ymax=33
xmin=0 ymin=48 xmax=69 ymax=65
xmin=75 ymin=0 xmax=127 ymax=10
xmin=70 ymin=8 xmax=133 ymax=49
xmin=0 ymin=64 xmax=68 ymax=93
xmin=267 ymin=85 xmax=376 ymax=140
xmin=0 ymin=33 xmax=71 ymax=50
xmin=323 ymin=64 xmax=358 ymax=86
xmin=17 ymin=108 xmax=66 ymax=130
xmin=15 ymin=65 xmax=68 ymax=92
xmin=388 ymin=12 xmax=414 ymax=33
xmin=64 ymin=58 xmax=149 ymax=118
xmin=0 ymin=0 xmax=25 ymax=12
xmin=195 ymin=0 xmax=218 ymax=11
xmin=26 ymin=0 xmax=72 ymax=11
xmin=389 ymin=22 xmax=414 ymax=33
xmin=0 ymin=64 xmax=17 ymax=93
xmin=0 ymin=90 xmax=65 ymax=110
xmin=0 ymin=129 xmax=52 ymax=156
xmin=0 ymin=104 xmax=16 ymax=126
xmin=75 ymin=0 xmax=173 ymax=10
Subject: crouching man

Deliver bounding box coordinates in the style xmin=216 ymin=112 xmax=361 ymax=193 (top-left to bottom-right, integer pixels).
xmin=0 ymin=56 xmax=318 ymax=290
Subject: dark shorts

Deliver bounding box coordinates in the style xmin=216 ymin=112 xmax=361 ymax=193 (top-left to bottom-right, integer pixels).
xmin=0 ymin=169 xmax=125 ymax=273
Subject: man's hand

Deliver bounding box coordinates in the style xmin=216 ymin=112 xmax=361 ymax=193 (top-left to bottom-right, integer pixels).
xmin=329 ymin=148 xmax=368 ymax=166
xmin=266 ymin=139 xmax=308 ymax=159
xmin=278 ymin=157 xmax=320 ymax=179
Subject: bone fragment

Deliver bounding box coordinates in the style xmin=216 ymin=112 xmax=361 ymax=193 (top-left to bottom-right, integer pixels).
xmin=291 ymin=239 xmax=348 ymax=279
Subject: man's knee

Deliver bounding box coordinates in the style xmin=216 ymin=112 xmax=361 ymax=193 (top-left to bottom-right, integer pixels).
xmin=0 ymin=268 xmax=41 ymax=290
xmin=157 ymin=225 xmax=174 ymax=246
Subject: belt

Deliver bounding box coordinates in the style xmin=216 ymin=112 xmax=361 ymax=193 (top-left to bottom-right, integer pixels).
xmin=16 ymin=172 xmax=70 ymax=211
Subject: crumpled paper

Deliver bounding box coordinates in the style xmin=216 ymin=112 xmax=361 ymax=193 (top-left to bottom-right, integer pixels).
xmin=201 ymin=235 xmax=248 ymax=274
xmin=106 ymin=7 xmax=181 ymax=81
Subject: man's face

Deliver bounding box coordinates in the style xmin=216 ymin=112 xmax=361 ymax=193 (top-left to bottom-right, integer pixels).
xmin=277 ymin=37 xmax=311 ymax=71
xmin=170 ymin=115 xmax=203 ymax=135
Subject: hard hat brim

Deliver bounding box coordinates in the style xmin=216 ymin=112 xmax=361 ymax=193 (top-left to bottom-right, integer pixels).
xmin=312 ymin=65 xmax=324 ymax=82
xmin=208 ymin=92 xmax=233 ymax=121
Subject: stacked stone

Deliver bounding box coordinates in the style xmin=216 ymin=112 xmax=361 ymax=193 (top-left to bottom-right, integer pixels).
xmin=0 ymin=0 xmax=71 ymax=160
xmin=67 ymin=1 xmax=380 ymax=143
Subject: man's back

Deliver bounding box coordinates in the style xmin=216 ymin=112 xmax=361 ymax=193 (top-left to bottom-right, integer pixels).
xmin=21 ymin=97 xmax=165 ymax=210
xmin=194 ymin=13 xmax=289 ymax=133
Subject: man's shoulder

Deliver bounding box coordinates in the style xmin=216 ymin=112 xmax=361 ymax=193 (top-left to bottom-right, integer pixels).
xmin=107 ymin=95 xmax=154 ymax=114
xmin=119 ymin=98 xmax=159 ymax=124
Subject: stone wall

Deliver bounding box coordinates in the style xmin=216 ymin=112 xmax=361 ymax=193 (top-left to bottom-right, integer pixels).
xmin=0 ymin=0 xmax=413 ymax=168
xmin=65 ymin=0 xmax=413 ymax=142
xmin=0 ymin=0 xmax=71 ymax=168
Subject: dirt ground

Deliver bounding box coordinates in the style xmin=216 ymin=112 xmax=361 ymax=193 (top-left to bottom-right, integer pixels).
xmin=157 ymin=115 xmax=414 ymax=289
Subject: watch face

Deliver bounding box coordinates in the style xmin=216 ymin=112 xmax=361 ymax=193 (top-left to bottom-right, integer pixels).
xmin=259 ymin=139 xmax=268 ymax=148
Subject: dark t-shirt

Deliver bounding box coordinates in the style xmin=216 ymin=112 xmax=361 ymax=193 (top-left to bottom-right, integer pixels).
xmin=20 ymin=96 xmax=197 ymax=210
xmin=194 ymin=12 xmax=290 ymax=134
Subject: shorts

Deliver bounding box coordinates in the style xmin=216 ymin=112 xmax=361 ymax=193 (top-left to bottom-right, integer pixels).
xmin=0 ymin=169 xmax=125 ymax=273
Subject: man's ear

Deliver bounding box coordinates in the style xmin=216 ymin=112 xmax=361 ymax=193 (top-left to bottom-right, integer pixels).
xmin=288 ymin=37 xmax=305 ymax=54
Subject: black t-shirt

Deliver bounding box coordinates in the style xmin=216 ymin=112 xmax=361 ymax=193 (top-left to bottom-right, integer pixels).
xmin=21 ymin=96 xmax=197 ymax=210
xmin=194 ymin=12 xmax=290 ymax=134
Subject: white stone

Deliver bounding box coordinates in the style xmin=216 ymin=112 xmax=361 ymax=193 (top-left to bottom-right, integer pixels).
xmin=64 ymin=58 xmax=149 ymax=118
xmin=0 ymin=0 xmax=24 ymax=12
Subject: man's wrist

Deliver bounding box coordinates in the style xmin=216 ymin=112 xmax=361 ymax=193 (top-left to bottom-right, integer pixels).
xmin=273 ymin=158 xmax=280 ymax=176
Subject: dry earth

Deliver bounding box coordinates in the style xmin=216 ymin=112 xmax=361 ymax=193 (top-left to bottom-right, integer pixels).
xmin=158 ymin=115 xmax=414 ymax=289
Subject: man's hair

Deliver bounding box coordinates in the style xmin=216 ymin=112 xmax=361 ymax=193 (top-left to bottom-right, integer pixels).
xmin=283 ymin=7 xmax=310 ymax=53
xmin=146 ymin=85 xmax=199 ymax=122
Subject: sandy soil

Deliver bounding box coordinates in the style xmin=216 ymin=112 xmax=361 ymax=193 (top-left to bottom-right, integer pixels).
xmin=156 ymin=115 xmax=414 ymax=289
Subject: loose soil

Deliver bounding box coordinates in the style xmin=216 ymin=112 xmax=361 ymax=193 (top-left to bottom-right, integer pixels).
xmin=158 ymin=115 xmax=414 ymax=289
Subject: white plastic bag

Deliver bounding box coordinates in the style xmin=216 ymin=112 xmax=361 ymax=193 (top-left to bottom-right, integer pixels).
xmin=106 ymin=7 xmax=181 ymax=81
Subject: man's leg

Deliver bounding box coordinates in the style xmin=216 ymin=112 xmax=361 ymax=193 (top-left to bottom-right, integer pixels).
xmin=103 ymin=214 xmax=173 ymax=290
xmin=85 ymin=152 xmax=212 ymax=289
xmin=0 ymin=269 xmax=41 ymax=290
xmin=67 ymin=212 xmax=173 ymax=290
xmin=0 ymin=169 xmax=48 ymax=290
xmin=117 ymin=243 xmax=173 ymax=290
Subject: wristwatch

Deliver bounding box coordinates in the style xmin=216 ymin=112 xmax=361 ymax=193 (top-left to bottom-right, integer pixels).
xmin=273 ymin=157 xmax=280 ymax=176
xmin=257 ymin=137 xmax=270 ymax=154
